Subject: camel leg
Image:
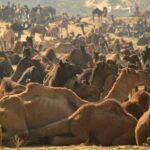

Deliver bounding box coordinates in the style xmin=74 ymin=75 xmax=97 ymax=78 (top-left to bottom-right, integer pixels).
xmin=66 ymin=28 xmax=69 ymax=37
xmin=30 ymin=118 xmax=71 ymax=138
xmin=60 ymin=28 xmax=63 ymax=39
xmin=4 ymin=41 xmax=7 ymax=50
xmin=49 ymin=136 xmax=84 ymax=146
xmin=11 ymin=39 xmax=15 ymax=50
xmin=112 ymin=129 xmax=135 ymax=145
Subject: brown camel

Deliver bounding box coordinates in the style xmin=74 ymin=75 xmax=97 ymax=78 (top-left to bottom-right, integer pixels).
xmin=65 ymin=77 xmax=100 ymax=102
xmin=105 ymin=68 xmax=150 ymax=102
xmin=30 ymin=99 xmax=137 ymax=146
xmin=11 ymin=57 xmax=44 ymax=82
xmin=0 ymin=78 xmax=25 ymax=98
xmin=122 ymin=91 xmax=150 ymax=119
xmin=90 ymin=61 xmax=118 ymax=95
xmin=49 ymin=60 xmax=82 ymax=87
xmin=0 ymin=83 xmax=87 ymax=141
xmin=135 ymin=109 xmax=150 ymax=145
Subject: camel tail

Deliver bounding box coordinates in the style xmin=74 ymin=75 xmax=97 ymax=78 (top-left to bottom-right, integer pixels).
xmin=30 ymin=118 xmax=71 ymax=138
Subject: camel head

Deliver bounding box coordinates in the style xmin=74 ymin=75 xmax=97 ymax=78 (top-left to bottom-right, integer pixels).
xmin=11 ymin=57 xmax=31 ymax=82
xmin=0 ymin=95 xmax=26 ymax=140
xmin=120 ymin=68 xmax=150 ymax=88
xmin=0 ymin=78 xmax=25 ymax=99
xmin=94 ymin=60 xmax=118 ymax=77
xmin=51 ymin=60 xmax=82 ymax=87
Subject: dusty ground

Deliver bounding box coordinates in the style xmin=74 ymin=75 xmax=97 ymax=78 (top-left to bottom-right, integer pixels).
xmin=1 ymin=145 xmax=150 ymax=150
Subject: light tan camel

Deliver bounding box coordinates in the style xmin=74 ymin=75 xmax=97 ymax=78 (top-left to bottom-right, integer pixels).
xmin=105 ymin=68 xmax=150 ymax=102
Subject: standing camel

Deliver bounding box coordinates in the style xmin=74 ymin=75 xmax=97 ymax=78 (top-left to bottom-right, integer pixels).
xmin=92 ymin=7 xmax=108 ymax=22
xmin=59 ymin=18 xmax=69 ymax=37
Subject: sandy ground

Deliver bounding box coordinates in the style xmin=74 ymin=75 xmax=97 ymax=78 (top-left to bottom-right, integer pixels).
xmin=1 ymin=145 xmax=150 ymax=150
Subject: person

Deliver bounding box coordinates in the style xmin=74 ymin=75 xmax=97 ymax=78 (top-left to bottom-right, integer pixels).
xmin=24 ymin=5 xmax=30 ymax=19
xmin=3 ymin=25 xmax=15 ymax=50
xmin=23 ymin=47 xmax=31 ymax=58
xmin=114 ymin=39 xmax=121 ymax=52
xmin=135 ymin=4 xmax=140 ymax=16
xmin=37 ymin=4 xmax=42 ymax=15
xmin=80 ymin=23 xmax=85 ymax=35
xmin=6 ymin=1 xmax=10 ymax=8
xmin=99 ymin=36 xmax=109 ymax=53
xmin=127 ymin=24 xmax=131 ymax=37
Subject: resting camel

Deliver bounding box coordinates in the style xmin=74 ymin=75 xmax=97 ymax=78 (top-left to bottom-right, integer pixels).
xmin=0 ymin=82 xmax=87 ymax=142
xmin=90 ymin=61 xmax=118 ymax=95
xmin=135 ymin=109 xmax=150 ymax=145
xmin=0 ymin=78 xmax=25 ymax=98
xmin=49 ymin=61 xmax=82 ymax=87
xmin=11 ymin=57 xmax=44 ymax=82
xmin=30 ymin=99 xmax=137 ymax=146
xmin=105 ymin=68 xmax=150 ymax=102
xmin=65 ymin=77 xmax=100 ymax=102
xmin=67 ymin=47 xmax=92 ymax=68
xmin=0 ymin=57 xmax=14 ymax=79
xmin=122 ymin=91 xmax=150 ymax=119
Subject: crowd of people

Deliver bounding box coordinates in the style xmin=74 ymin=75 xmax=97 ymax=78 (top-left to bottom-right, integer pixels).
xmin=0 ymin=1 xmax=56 ymax=23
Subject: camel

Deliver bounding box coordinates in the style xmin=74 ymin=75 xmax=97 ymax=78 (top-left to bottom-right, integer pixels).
xmin=67 ymin=46 xmax=92 ymax=68
xmin=135 ymin=109 xmax=150 ymax=145
xmin=30 ymin=6 xmax=56 ymax=23
xmin=30 ymin=99 xmax=137 ymax=146
xmin=59 ymin=18 xmax=69 ymax=36
xmin=10 ymin=22 xmax=31 ymax=39
xmin=90 ymin=61 xmax=118 ymax=95
xmin=92 ymin=7 xmax=108 ymax=21
xmin=30 ymin=24 xmax=47 ymax=37
xmin=1 ymin=6 xmax=15 ymax=21
xmin=55 ymin=42 xmax=75 ymax=53
xmin=18 ymin=66 xmax=46 ymax=85
xmin=49 ymin=60 xmax=82 ymax=87
xmin=0 ymin=26 xmax=15 ymax=50
xmin=13 ymin=41 xmax=24 ymax=54
xmin=105 ymin=68 xmax=150 ymax=102
xmin=0 ymin=82 xmax=87 ymax=141
xmin=11 ymin=57 xmax=44 ymax=82
xmin=122 ymin=91 xmax=150 ymax=119
xmin=0 ymin=78 xmax=25 ymax=98
xmin=43 ymin=49 xmax=59 ymax=64
xmin=65 ymin=77 xmax=100 ymax=102
xmin=46 ymin=24 xmax=59 ymax=38
xmin=101 ymin=74 xmax=117 ymax=98
xmin=0 ymin=57 xmax=13 ymax=79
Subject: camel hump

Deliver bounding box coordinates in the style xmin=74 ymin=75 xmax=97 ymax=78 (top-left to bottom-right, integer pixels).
xmin=26 ymin=82 xmax=41 ymax=91
xmin=101 ymin=99 xmax=127 ymax=115
xmin=22 ymin=82 xmax=43 ymax=95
